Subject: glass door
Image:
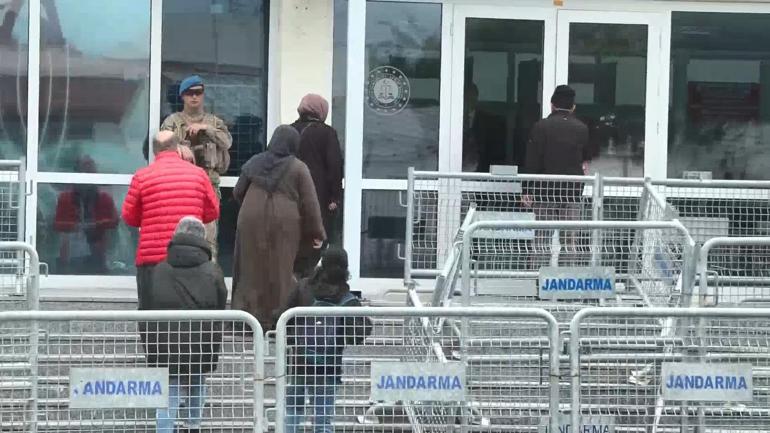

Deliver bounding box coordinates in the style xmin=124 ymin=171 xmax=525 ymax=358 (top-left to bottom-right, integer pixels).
xmin=555 ymin=10 xmax=665 ymax=178
xmin=451 ymin=6 xmax=556 ymax=173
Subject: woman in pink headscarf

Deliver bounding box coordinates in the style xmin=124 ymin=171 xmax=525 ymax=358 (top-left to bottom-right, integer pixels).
xmin=291 ymin=94 xmax=343 ymax=276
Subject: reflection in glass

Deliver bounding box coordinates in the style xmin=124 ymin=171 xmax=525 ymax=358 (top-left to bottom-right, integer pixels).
xmin=161 ymin=0 xmax=269 ymax=176
xmin=568 ymin=23 xmax=647 ymax=177
xmin=463 ymin=18 xmax=544 ymax=172
xmin=361 ymin=190 xmax=406 ymax=278
xmin=218 ymin=186 xmax=237 ymax=278
xmin=669 ymin=12 xmax=770 ymax=180
xmin=38 ymin=0 xmax=150 ymax=173
xmin=0 ymin=1 xmax=27 ymax=160
xmin=363 ymin=1 xmax=441 ymax=178
xmin=37 ymin=182 xmax=136 ymax=275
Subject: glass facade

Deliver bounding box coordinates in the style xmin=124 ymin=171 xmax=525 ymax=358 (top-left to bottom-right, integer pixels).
xmin=360 ymin=190 xmax=406 ymax=278
xmin=37 ymin=183 xmax=136 ymax=275
xmin=668 ymin=12 xmax=770 ymax=180
xmin=38 ymin=0 xmax=150 ymax=174
xmin=161 ymin=0 xmax=269 ymax=176
xmin=0 ymin=0 xmax=27 ymax=160
xmin=362 ymin=1 xmax=441 ymax=179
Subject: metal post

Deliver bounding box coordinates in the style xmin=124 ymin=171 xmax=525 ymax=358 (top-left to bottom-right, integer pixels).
xmin=404 ymin=167 xmax=415 ymax=286
xmin=275 ymin=313 xmax=288 ymax=433
xmin=16 ymin=157 xmax=25 ymax=243
xmin=590 ymin=173 xmax=604 ymax=266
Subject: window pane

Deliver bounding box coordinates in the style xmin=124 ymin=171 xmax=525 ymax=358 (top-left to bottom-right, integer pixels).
xmin=332 ymin=0 xmax=348 ymax=150
xmin=161 ymin=0 xmax=269 ymax=176
xmin=0 ymin=1 xmax=28 ymax=160
xmin=568 ymin=23 xmax=647 ymax=177
xmin=361 ymin=190 xmax=405 ymax=278
xmin=363 ymin=1 xmax=441 ymax=179
xmin=463 ymin=18 xmax=544 ymax=172
xmin=37 ymin=183 xmax=137 ymax=275
xmin=669 ymin=12 xmax=770 ymax=180
xmin=38 ymin=0 xmax=150 ymax=174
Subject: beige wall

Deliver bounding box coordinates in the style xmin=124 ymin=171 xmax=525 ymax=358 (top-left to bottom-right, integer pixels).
xmin=275 ymin=0 xmax=335 ymax=124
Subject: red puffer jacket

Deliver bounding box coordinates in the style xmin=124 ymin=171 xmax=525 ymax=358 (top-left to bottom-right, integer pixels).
xmin=122 ymin=151 xmax=219 ymax=265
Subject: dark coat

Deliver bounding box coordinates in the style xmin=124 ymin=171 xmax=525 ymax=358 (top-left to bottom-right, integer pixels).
xmin=141 ymin=233 xmax=227 ymax=376
xmin=284 ymin=274 xmax=372 ymax=381
xmin=292 ymin=119 xmax=343 ymax=213
xmin=525 ymin=111 xmax=590 ymax=176
xmin=524 ymin=111 xmax=590 ymax=201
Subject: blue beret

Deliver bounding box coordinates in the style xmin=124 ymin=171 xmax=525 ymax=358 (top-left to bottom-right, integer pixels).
xmin=179 ymin=75 xmax=204 ymax=96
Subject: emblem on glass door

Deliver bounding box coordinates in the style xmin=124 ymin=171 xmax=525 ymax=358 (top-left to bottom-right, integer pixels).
xmin=366 ymin=66 xmax=410 ymax=115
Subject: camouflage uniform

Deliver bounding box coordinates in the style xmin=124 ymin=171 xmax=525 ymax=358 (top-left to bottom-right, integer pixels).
xmin=160 ymin=112 xmax=232 ymax=261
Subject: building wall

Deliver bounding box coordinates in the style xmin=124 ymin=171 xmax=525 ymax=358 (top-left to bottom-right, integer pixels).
xmin=277 ymin=0 xmax=335 ymax=124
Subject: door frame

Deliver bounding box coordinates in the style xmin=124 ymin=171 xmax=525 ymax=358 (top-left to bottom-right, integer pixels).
xmin=555 ymin=10 xmax=668 ymax=179
xmin=449 ymin=5 xmax=557 ymax=172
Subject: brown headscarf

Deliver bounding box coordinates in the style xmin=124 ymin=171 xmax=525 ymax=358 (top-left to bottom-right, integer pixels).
xmin=297 ymin=94 xmax=329 ymax=122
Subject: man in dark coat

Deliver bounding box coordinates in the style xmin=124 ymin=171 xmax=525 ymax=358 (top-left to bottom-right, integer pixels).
xmin=292 ymin=94 xmax=344 ymax=276
xmin=141 ymin=217 xmax=227 ymax=433
xmin=524 ymin=85 xmax=591 ymax=266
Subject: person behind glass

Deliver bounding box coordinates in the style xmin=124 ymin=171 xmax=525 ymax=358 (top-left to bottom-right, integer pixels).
xmin=141 ymin=217 xmax=227 ymax=433
xmin=231 ymin=125 xmax=325 ymax=332
xmin=53 ymin=156 xmax=119 ymax=274
xmin=122 ymin=131 xmax=220 ymax=310
xmin=160 ymin=75 xmax=233 ymax=261
xmin=282 ymin=247 xmax=372 ymax=433
xmin=292 ymin=94 xmax=343 ymax=277
xmin=523 ymin=85 xmax=591 ymax=265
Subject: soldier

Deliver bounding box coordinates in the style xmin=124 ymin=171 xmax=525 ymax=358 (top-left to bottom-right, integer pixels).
xmin=161 ymin=75 xmax=232 ymax=260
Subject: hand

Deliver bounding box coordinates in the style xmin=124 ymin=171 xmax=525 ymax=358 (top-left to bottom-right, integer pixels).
xmin=187 ymin=123 xmax=209 ymax=136
xmin=582 ymin=161 xmax=589 ymax=175
xmin=312 ymin=239 xmax=324 ymax=249
xmin=328 ymin=202 xmax=338 ymax=211
xmin=521 ymin=194 xmax=534 ymax=208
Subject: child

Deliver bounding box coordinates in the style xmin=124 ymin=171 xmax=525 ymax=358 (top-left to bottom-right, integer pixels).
xmin=284 ymin=248 xmax=371 ymax=433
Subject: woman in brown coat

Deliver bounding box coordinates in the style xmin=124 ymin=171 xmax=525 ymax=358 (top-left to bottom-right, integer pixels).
xmin=231 ymin=125 xmax=325 ymax=330
xmin=292 ymin=94 xmax=344 ymax=276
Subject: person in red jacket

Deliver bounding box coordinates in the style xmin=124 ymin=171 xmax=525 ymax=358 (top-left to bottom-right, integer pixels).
xmin=54 ymin=156 xmax=119 ymax=274
xmin=122 ymin=131 xmax=219 ymax=309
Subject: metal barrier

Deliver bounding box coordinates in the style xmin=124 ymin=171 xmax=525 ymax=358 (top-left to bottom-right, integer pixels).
xmin=0 ymin=159 xmax=26 ymax=244
xmin=0 ymin=310 xmax=264 ymax=432
xmin=570 ymin=307 xmax=770 ymax=432
xmin=461 ymin=220 xmax=697 ymax=310
xmin=275 ymin=306 xmax=561 ymax=433
xmin=698 ymin=237 xmax=770 ymax=307
xmin=404 ymin=168 xmax=604 ymax=284
xmin=0 ymin=242 xmax=40 ymax=307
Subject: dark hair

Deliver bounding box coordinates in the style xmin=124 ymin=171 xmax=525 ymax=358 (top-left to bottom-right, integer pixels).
xmin=551 ymin=85 xmax=576 ymax=110
xmin=317 ymin=247 xmax=349 ymax=285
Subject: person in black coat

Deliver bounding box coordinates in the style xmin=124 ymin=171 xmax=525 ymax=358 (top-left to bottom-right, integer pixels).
xmin=141 ymin=216 xmax=227 ymax=433
xmin=283 ymin=247 xmax=371 ymax=433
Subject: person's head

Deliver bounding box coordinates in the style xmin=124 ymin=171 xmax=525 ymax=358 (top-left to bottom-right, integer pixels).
xmin=297 ymin=94 xmax=330 ymax=122
xmin=179 ymin=75 xmax=205 ymax=111
xmin=153 ymin=130 xmax=179 ymax=155
xmin=317 ymin=247 xmax=349 ymax=286
xmin=174 ymin=216 xmax=206 ymax=239
xmin=267 ymin=125 xmax=301 ymax=157
xmin=464 ymin=82 xmax=479 ymax=113
xmin=551 ymin=85 xmax=576 ymax=112
xmin=75 ymin=155 xmax=97 ymax=173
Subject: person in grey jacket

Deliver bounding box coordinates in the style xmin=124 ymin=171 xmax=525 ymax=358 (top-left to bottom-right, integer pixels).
xmin=141 ymin=216 xmax=227 ymax=433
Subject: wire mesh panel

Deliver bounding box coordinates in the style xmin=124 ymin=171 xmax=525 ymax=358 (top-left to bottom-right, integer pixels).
xmin=461 ymin=221 xmax=696 ymax=314
xmin=0 ymin=160 xmax=25 ymax=243
xmin=699 ymin=237 xmax=770 ymax=307
xmin=275 ymin=306 xmax=560 ymax=433
xmin=0 ymin=310 xmax=264 ymax=432
xmin=405 ymin=170 xmax=598 ymax=284
xmin=653 ymin=179 xmax=770 ymax=244
xmin=570 ymin=308 xmax=770 ymax=433
xmin=0 ymin=242 xmax=40 ymax=305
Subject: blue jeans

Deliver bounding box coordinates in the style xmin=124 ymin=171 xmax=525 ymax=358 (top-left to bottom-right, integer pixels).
xmin=285 ymin=375 xmax=336 ymax=433
xmin=156 ymin=375 xmax=206 ymax=432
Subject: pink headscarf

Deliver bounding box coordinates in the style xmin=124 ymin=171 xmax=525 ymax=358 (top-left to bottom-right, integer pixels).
xmin=297 ymin=94 xmax=329 ymax=122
